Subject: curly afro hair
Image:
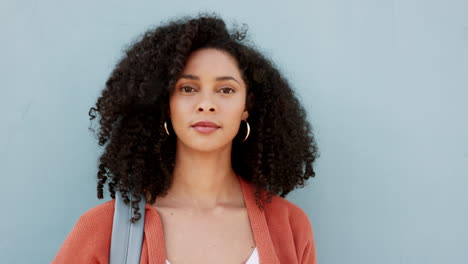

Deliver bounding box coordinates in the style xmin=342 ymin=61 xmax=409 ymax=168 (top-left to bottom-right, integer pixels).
xmin=88 ymin=12 xmax=320 ymax=223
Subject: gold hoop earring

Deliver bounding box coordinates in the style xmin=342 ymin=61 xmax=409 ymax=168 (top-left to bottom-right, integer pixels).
xmin=164 ymin=121 xmax=170 ymax=136
xmin=242 ymin=120 xmax=250 ymax=142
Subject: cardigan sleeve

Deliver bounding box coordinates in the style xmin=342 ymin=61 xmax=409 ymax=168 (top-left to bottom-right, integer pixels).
xmin=51 ymin=201 xmax=114 ymax=264
xmin=291 ymin=205 xmax=318 ymax=264
xmin=300 ymin=236 xmax=318 ymax=264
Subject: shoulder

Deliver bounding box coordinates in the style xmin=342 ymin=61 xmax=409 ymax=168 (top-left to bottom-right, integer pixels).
xmin=67 ymin=199 xmax=116 ymax=236
xmin=76 ymin=199 xmax=115 ymax=224
xmin=263 ymin=195 xmax=313 ymax=240
xmin=262 ymin=192 xmax=317 ymax=263
xmin=263 ymin=193 xmax=313 ymax=234
xmin=71 ymin=199 xmax=116 ymax=241
xmin=52 ymin=200 xmax=116 ymax=263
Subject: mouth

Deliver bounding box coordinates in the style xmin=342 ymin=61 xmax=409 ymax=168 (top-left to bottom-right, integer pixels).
xmin=191 ymin=125 xmax=220 ymax=134
xmin=191 ymin=120 xmax=221 ymax=132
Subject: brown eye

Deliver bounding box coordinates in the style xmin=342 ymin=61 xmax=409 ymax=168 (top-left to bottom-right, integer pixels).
xmin=180 ymin=86 xmax=196 ymax=93
xmin=220 ymin=87 xmax=235 ymax=94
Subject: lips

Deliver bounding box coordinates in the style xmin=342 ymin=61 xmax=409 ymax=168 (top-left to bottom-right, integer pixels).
xmin=191 ymin=121 xmax=220 ymax=128
xmin=191 ymin=121 xmax=220 ymax=134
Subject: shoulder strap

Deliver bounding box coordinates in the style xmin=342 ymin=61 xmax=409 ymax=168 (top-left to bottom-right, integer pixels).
xmin=110 ymin=190 xmax=146 ymax=264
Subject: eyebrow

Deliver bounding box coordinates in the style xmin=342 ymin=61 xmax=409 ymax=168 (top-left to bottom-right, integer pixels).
xmin=178 ymin=74 xmax=241 ymax=85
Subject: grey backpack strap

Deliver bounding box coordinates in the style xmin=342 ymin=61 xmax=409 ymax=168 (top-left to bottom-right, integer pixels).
xmin=110 ymin=190 xmax=146 ymax=264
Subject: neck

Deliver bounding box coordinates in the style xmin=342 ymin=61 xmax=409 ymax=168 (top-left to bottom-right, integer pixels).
xmin=160 ymin=141 xmax=242 ymax=209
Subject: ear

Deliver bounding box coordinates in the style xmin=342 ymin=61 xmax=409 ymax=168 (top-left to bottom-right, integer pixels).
xmin=243 ymin=92 xmax=254 ymax=120
xmin=242 ymin=110 xmax=249 ymax=120
xmin=246 ymin=92 xmax=254 ymax=115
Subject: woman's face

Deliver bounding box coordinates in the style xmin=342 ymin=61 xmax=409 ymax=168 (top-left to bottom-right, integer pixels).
xmin=169 ymin=48 xmax=249 ymax=152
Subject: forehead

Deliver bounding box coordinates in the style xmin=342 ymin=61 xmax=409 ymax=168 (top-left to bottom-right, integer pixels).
xmin=181 ymin=48 xmax=242 ymax=79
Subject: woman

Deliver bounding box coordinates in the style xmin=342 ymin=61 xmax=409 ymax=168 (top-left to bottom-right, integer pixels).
xmin=53 ymin=12 xmax=320 ymax=264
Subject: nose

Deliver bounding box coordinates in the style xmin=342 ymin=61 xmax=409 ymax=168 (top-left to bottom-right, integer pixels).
xmin=198 ymin=106 xmax=216 ymax=112
xmin=196 ymin=93 xmax=217 ymax=113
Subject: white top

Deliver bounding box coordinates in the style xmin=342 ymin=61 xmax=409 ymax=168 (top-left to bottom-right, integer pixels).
xmin=165 ymin=247 xmax=259 ymax=264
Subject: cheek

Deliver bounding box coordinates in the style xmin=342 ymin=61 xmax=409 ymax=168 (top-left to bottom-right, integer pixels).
xmin=169 ymin=97 xmax=190 ymax=129
xmin=169 ymin=96 xmax=188 ymax=115
xmin=224 ymin=104 xmax=246 ymax=130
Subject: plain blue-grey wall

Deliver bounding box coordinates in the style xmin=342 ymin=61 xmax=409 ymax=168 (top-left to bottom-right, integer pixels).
xmin=1 ymin=0 xmax=467 ymax=263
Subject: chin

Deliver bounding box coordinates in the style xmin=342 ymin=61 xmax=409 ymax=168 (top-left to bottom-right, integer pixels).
xmin=179 ymin=138 xmax=233 ymax=153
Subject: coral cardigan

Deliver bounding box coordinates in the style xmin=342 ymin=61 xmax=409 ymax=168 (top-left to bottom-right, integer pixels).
xmin=52 ymin=174 xmax=317 ymax=264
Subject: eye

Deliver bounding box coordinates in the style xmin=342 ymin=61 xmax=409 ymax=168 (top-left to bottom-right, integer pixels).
xmin=180 ymin=86 xmax=196 ymax=93
xmin=219 ymin=87 xmax=235 ymax=94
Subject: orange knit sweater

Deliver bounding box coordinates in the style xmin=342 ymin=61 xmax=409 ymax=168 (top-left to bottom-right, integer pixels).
xmin=52 ymin=175 xmax=317 ymax=263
